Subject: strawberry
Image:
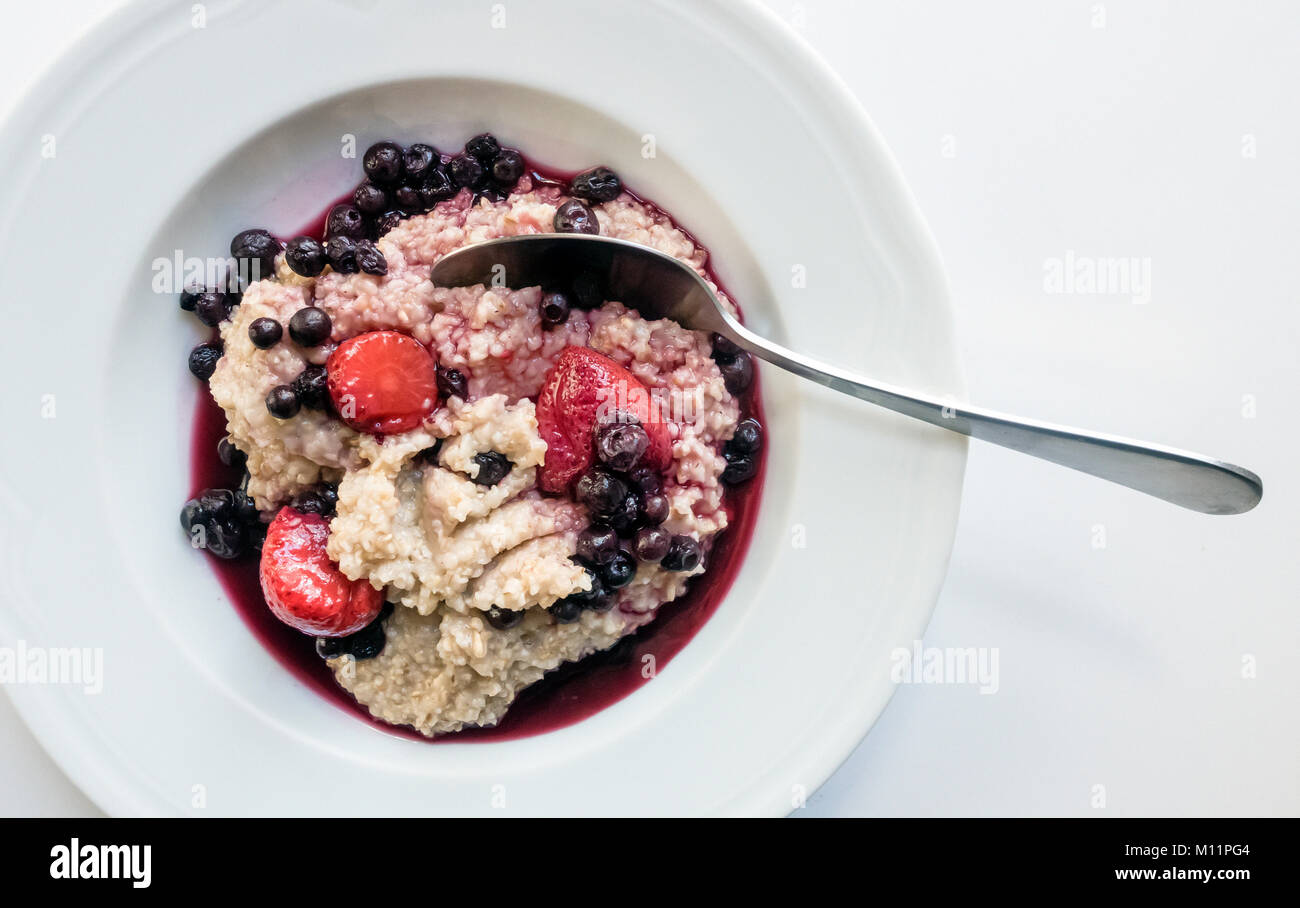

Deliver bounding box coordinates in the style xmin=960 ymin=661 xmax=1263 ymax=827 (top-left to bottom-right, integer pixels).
xmin=326 ymin=330 xmax=439 ymax=435
xmin=259 ymin=507 xmax=384 ymax=637
xmin=536 ymin=345 xmax=672 ymax=493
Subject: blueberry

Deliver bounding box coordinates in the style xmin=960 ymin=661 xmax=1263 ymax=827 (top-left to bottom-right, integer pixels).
xmin=540 ymin=291 xmax=570 ymax=328
xmin=247 ymin=521 xmax=268 ymax=552
xmin=325 ymin=204 xmax=366 ymax=240
xmin=661 ymin=535 xmax=703 ymax=572
xmin=470 ymin=451 xmax=512 ymax=486
xmin=633 ymin=526 xmax=671 ymax=563
xmin=718 ymin=352 xmax=754 ymax=393
xmin=284 ymin=236 xmax=328 ymax=277
xmin=436 ymin=364 xmax=468 ymax=400
xmin=230 ymin=229 xmax=281 ymax=283
xmin=492 ymin=149 xmax=524 ymax=186
xmin=569 ymin=166 xmax=622 ymax=202
xmin=188 ymin=342 xmax=223 ymax=381
xmin=319 ymin=483 xmax=339 ymax=511
xmin=419 ymin=169 xmax=456 ymax=207
xmin=353 ymin=182 xmax=388 ymax=215
xmin=575 ymin=470 xmax=627 ymax=518
xmin=548 ymin=598 xmax=583 ymax=624
xmin=584 ymin=594 xmax=614 ymax=613
xmin=595 ymin=421 xmax=649 ymax=471
xmin=179 ymin=282 xmax=206 ymax=311
xmin=554 ymin=199 xmax=599 ymax=235
xmin=571 ymin=270 xmax=603 ymax=309
xmin=293 ymin=364 xmax=330 ymax=410
xmin=248 ymin=317 xmax=282 ymax=349
xmin=465 ymin=133 xmax=501 ymax=162
xmin=194 ymin=292 xmax=231 ymax=327
xmin=640 ymin=492 xmax=669 ymax=525
xmin=179 ymin=498 xmax=205 ymax=532
xmin=233 ymin=491 xmax=259 ymax=524
xmin=417 ymin=440 xmax=444 ymax=465
xmin=576 ymin=523 xmax=620 ymax=564
xmin=448 ymin=154 xmax=484 ymax=188
xmin=626 ymin=465 xmax=662 ymax=495
xmin=599 ymin=550 xmax=636 ymax=589
xmin=729 ymin=417 xmax=762 ymax=455
xmin=217 ymin=437 xmax=246 ymax=470
xmin=393 ymin=183 xmax=423 ymax=212
xmin=484 ymin=605 xmax=523 ymax=630
xmin=291 ymin=488 xmax=334 ymax=517
xmin=472 ymin=187 xmax=506 ymax=206
xmin=362 ymin=141 xmax=404 ymax=185
xmin=609 ymin=492 xmax=642 ymax=537
xmin=197 ymin=488 xmax=235 ymax=518
xmin=266 ymin=385 xmax=300 ymax=419
xmin=288 ymin=307 xmax=331 ymax=346
xmin=568 ymin=569 xmax=610 ymax=610
xmin=722 ymin=450 xmax=757 ymax=484
xmin=199 ymin=516 xmax=247 ymax=560
xmin=402 ymin=143 xmax=439 ymax=181
xmin=375 ymin=211 xmax=406 ymax=237
xmin=325 ymin=236 xmax=359 ymax=273
xmin=354 ymin=239 xmax=388 ymax=275
xmin=345 ymin=619 xmax=386 ymax=659
xmin=711 ymin=332 xmax=742 ymax=360
xmin=315 ymin=636 xmax=346 ymax=658
xmin=181 ymin=495 xmax=246 ymax=559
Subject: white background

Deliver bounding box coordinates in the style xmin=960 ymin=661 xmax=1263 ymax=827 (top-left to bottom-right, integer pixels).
xmin=0 ymin=0 xmax=1295 ymax=817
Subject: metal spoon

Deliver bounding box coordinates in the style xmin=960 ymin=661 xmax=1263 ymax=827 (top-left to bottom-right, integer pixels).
xmin=430 ymin=233 xmax=1262 ymax=515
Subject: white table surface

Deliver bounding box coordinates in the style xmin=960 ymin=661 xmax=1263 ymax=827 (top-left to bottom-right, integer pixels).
xmin=1 ymin=0 xmax=1294 ymax=817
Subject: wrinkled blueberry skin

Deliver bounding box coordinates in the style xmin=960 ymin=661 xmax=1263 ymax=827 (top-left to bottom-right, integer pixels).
xmin=230 ymin=229 xmax=281 ymax=283
xmin=179 ymin=486 xmax=262 ymax=560
xmin=188 ymin=342 xmax=223 ymax=381
xmin=363 ymin=141 xmax=404 ymax=184
xmin=554 ymin=199 xmax=599 ymax=235
xmin=470 ymin=451 xmax=513 ymax=486
xmin=569 ymin=167 xmax=622 ymax=202
xmin=449 ymin=154 xmax=484 ymax=188
xmin=575 ymin=470 xmax=627 ymax=518
xmin=465 ymin=133 xmax=501 ymax=162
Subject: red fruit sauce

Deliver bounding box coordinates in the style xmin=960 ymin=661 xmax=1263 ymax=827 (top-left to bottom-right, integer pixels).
xmin=188 ymin=153 xmax=766 ymax=742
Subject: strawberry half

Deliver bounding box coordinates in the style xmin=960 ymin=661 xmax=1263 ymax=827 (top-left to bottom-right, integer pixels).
xmin=536 ymin=345 xmax=672 ymax=493
xmin=259 ymin=507 xmax=385 ymax=637
xmin=326 ymin=330 xmax=439 ymax=436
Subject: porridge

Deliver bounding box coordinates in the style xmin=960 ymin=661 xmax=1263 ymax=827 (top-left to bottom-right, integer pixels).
xmin=179 ymin=135 xmax=764 ymax=736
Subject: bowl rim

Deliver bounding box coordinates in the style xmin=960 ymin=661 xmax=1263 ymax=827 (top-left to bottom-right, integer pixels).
xmin=0 ymin=0 xmax=967 ymax=817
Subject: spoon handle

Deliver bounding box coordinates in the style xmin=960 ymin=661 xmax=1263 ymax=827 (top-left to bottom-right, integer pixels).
xmin=726 ymin=323 xmax=1261 ymax=515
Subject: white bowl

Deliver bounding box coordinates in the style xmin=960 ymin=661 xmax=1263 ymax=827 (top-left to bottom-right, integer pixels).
xmin=0 ymin=0 xmax=965 ymax=816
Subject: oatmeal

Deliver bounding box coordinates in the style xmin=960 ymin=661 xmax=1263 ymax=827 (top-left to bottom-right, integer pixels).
xmin=326 ymin=395 xmax=589 ymax=619
xmin=180 ymin=135 xmax=763 ymax=735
